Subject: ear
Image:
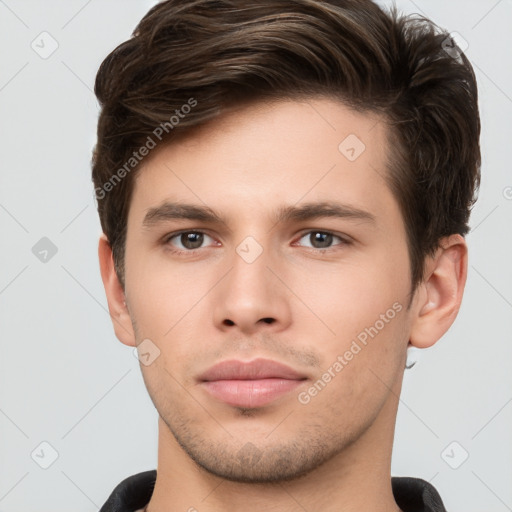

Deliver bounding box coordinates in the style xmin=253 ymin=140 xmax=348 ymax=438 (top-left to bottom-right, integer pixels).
xmin=409 ymin=234 xmax=468 ymax=349
xmin=98 ymin=234 xmax=136 ymax=347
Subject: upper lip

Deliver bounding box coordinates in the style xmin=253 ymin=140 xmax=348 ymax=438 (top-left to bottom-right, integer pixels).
xmin=198 ymin=358 xmax=307 ymax=382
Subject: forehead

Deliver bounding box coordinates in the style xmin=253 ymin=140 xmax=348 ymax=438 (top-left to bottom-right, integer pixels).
xmin=129 ymin=97 xmax=397 ymax=227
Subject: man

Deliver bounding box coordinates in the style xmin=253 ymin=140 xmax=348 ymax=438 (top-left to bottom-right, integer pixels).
xmin=92 ymin=0 xmax=480 ymax=510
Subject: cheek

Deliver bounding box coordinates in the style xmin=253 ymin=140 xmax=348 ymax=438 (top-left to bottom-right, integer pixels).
xmin=290 ymin=248 xmax=409 ymax=333
xmin=291 ymin=250 xmax=410 ymax=397
xmin=125 ymin=254 xmax=207 ymax=337
xmin=298 ymin=310 xmax=408 ymax=429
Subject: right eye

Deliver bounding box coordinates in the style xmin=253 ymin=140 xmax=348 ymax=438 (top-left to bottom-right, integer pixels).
xmin=163 ymin=230 xmax=217 ymax=253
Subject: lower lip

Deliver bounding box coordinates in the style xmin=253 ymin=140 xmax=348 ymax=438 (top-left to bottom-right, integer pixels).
xmin=202 ymin=378 xmax=303 ymax=408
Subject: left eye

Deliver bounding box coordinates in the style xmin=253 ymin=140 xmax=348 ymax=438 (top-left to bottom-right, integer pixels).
xmin=295 ymin=231 xmax=346 ymax=250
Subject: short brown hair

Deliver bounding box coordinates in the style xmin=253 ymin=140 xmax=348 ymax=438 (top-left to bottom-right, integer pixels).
xmin=92 ymin=0 xmax=481 ymax=293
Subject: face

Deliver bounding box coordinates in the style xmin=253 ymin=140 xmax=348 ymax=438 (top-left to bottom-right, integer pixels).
xmin=122 ymin=98 xmax=415 ymax=482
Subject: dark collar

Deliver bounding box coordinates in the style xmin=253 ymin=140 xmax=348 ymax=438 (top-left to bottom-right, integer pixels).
xmin=100 ymin=470 xmax=447 ymax=512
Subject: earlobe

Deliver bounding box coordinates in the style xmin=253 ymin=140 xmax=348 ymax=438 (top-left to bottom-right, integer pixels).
xmin=98 ymin=234 xmax=137 ymax=347
xmin=409 ymin=234 xmax=468 ymax=349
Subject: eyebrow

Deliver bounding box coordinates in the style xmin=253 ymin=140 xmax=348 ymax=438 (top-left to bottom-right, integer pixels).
xmin=142 ymin=201 xmax=376 ymax=229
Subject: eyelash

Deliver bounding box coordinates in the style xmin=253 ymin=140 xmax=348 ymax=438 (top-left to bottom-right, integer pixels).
xmin=162 ymin=229 xmax=352 ymax=255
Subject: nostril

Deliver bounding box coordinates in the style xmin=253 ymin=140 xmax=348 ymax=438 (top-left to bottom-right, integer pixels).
xmin=223 ymin=319 xmax=235 ymax=326
xmin=261 ymin=318 xmax=274 ymax=324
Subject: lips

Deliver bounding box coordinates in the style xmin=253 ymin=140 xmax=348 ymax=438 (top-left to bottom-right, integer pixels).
xmin=198 ymin=358 xmax=307 ymax=408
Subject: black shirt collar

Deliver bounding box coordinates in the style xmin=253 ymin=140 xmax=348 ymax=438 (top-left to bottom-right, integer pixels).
xmin=99 ymin=470 xmax=447 ymax=512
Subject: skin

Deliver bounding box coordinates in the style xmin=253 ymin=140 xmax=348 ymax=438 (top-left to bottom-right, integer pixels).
xmin=99 ymin=97 xmax=467 ymax=512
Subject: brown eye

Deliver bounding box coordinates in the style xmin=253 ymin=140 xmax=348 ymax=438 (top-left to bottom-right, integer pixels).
xmin=180 ymin=232 xmax=204 ymax=249
xmin=166 ymin=231 xmax=214 ymax=251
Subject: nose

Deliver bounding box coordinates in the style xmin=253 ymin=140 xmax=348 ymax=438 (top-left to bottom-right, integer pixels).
xmin=212 ymin=240 xmax=292 ymax=335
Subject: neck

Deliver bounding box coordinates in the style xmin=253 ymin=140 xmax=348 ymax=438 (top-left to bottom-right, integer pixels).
xmin=146 ymin=389 xmax=402 ymax=512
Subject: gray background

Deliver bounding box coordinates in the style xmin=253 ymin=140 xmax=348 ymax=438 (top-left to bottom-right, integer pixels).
xmin=0 ymin=0 xmax=511 ymax=510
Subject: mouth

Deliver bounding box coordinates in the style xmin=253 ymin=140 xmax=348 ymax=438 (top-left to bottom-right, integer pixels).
xmin=198 ymin=358 xmax=308 ymax=408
